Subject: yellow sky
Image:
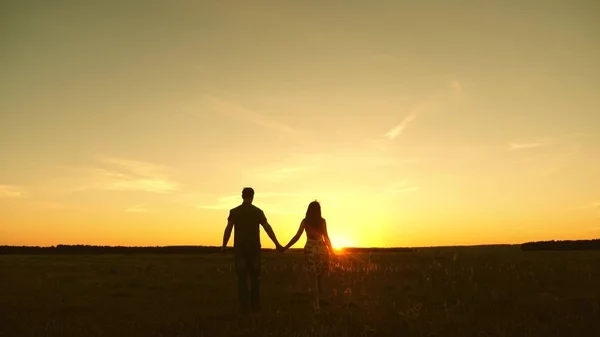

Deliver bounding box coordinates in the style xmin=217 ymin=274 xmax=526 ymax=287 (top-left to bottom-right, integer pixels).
xmin=1 ymin=1 xmax=599 ymax=247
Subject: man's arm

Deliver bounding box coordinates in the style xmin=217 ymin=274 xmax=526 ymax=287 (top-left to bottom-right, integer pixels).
xmin=222 ymin=211 xmax=234 ymax=251
xmin=262 ymin=221 xmax=283 ymax=250
xmin=222 ymin=220 xmax=234 ymax=249
xmin=259 ymin=211 xmax=282 ymax=250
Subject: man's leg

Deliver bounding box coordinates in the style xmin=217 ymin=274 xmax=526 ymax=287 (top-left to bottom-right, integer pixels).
xmin=234 ymin=253 xmax=250 ymax=311
xmin=248 ymin=251 xmax=261 ymax=311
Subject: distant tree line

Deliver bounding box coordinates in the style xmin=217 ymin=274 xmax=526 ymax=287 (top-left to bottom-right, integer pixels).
xmin=0 ymin=245 xmax=416 ymax=255
xmin=520 ymin=239 xmax=600 ymax=251
xmin=0 ymin=245 xmax=224 ymax=255
xmin=343 ymin=247 xmax=416 ymax=253
xmin=283 ymin=247 xmax=416 ymax=253
xmin=8 ymin=241 xmax=600 ymax=254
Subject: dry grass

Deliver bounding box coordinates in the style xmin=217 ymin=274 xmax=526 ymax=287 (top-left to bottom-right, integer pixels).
xmin=1 ymin=247 xmax=599 ymax=337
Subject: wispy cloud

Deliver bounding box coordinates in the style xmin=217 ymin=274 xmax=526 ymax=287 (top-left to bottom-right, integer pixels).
xmin=0 ymin=185 xmax=23 ymax=198
xmin=388 ymin=180 xmax=420 ymax=194
xmin=450 ymin=80 xmax=463 ymax=93
xmin=514 ymin=153 xmax=546 ymax=164
xmin=383 ymin=78 xmax=468 ymax=142
xmin=369 ymin=52 xmax=398 ymax=64
xmin=385 ymin=110 xmax=419 ymax=140
xmin=68 ymin=156 xmax=180 ymax=194
xmin=125 ymin=205 xmax=147 ymax=213
xmin=257 ymin=165 xmax=315 ymax=182
xmin=197 ymin=195 xmax=240 ymax=210
xmin=197 ymin=192 xmax=305 ymax=213
xmin=96 ymin=155 xmax=166 ymax=178
xmin=539 ymin=142 xmax=583 ymax=178
xmin=512 ymin=134 xmax=586 ymax=179
xmin=272 ymin=166 xmax=313 ymax=174
xmin=196 ymin=94 xmax=297 ymax=134
xmin=392 ymin=186 xmax=420 ymax=193
xmin=31 ymin=201 xmax=67 ymax=210
xmin=568 ymin=201 xmax=600 ymax=211
xmin=106 ymin=179 xmax=178 ymax=194
xmin=585 ymin=201 xmax=600 ymax=212
xmin=508 ymin=138 xmax=552 ymax=151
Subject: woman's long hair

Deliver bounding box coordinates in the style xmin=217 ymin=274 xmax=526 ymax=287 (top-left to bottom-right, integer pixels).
xmin=304 ymin=200 xmax=323 ymax=230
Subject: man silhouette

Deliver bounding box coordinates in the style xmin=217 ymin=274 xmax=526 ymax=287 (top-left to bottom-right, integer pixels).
xmin=221 ymin=187 xmax=283 ymax=312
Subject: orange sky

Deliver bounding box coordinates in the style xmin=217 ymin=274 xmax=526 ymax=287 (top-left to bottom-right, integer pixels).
xmin=1 ymin=1 xmax=599 ymax=248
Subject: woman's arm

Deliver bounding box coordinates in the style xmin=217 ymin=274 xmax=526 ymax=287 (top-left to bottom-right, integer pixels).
xmin=284 ymin=221 xmax=305 ymax=250
xmin=322 ymin=219 xmax=334 ymax=253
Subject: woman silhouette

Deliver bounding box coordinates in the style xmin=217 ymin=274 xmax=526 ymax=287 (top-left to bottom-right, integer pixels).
xmin=283 ymin=200 xmax=334 ymax=311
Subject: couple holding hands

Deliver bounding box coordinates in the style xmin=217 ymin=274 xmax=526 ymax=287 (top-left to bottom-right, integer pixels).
xmin=221 ymin=187 xmax=335 ymax=312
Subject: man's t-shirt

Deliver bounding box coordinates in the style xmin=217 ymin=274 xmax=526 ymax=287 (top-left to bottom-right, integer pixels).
xmin=228 ymin=203 xmax=267 ymax=253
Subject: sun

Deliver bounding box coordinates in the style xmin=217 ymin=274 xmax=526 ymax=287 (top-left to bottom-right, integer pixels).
xmin=331 ymin=235 xmax=354 ymax=252
xmin=333 ymin=245 xmax=345 ymax=253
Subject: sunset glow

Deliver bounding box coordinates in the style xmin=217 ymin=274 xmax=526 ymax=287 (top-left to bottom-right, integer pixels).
xmin=1 ymin=1 xmax=599 ymax=248
xmin=331 ymin=235 xmax=354 ymax=252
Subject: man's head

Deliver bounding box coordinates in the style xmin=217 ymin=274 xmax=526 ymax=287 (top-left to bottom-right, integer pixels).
xmin=241 ymin=187 xmax=255 ymax=203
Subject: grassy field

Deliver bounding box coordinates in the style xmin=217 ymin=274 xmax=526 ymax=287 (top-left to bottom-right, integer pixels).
xmin=1 ymin=247 xmax=599 ymax=337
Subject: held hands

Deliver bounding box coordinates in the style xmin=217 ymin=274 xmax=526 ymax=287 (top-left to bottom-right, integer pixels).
xmin=276 ymin=244 xmax=287 ymax=253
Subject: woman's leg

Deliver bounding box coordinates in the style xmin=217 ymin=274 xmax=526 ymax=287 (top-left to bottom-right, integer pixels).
xmin=305 ymin=242 xmax=321 ymax=311
xmin=317 ymin=245 xmax=328 ymax=302
xmin=317 ymin=274 xmax=322 ymax=297
xmin=310 ymin=273 xmax=320 ymax=310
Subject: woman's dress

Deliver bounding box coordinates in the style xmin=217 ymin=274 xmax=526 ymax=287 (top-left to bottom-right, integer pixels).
xmin=303 ymin=219 xmax=329 ymax=275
